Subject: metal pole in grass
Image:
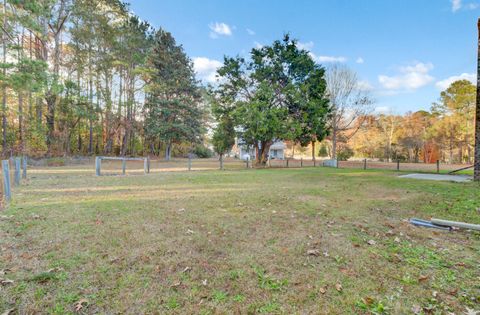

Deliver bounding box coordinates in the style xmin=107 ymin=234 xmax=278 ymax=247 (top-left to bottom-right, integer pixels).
xmin=188 ymin=155 xmax=192 ymax=171
xmin=22 ymin=156 xmax=27 ymax=179
xmin=301 ymin=157 xmax=303 ymax=167
xmin=14 ymin=157 xmax=21 ymax=186
xmin=246 ymin=157 xmax=249 ymax=169
xmin=95 ymin=156 xmax=101 ymax=176
xmin=147 ymin=156 xmax=151 ymax=173
xmin=220 ymin=155 xmax=224 ymax=170
xmin=122 ymin=157 xmax=126 ymax=175
xmin=286 ymin=159 xmax=289 ymax=168
xmin=2 ymin=160 xmax=11 ymax=202
xmin=143 ymin=158 xmax=148 ymax=174
xmin=436 ymin=160 xmax=440 ymax=173
xmin=397 ymin=159 xmax=400 ymax=171
xmin=364 ymin=159 xmax=367 ymax=170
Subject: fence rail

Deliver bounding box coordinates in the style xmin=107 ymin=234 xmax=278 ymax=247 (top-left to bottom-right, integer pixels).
xmin=86 ymin=157 xmax=471 ymax=175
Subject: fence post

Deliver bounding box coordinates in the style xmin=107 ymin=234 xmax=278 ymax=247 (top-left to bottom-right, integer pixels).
xmin=188 ymin=155 xmax=192 ymax=171
xmin=436 ymin=160 xmax=440 ymax=173
xmin=122 ymin=158 xmax=126 ymax=175
xmin=286 ymin=159 xmax=289 ymax=168
xmin=22 ymin=156 xmax=27 ymax=179
xmin=95 ymin=157 xmax=101 ymax=176
xmin=2 ymin=160 xmax=11 ymax=202
xmin=143 ymin=158 xmax=148 ymax=174
xmin=14 ymin=157 xmax=21 ymax=186
xmin=246 ymin=158 xmax=249 ymax=169
xmin=301 ymin=157 xmax=303 ymax=167
xmin=220 ymin=155 xmax=224 ymax=170
xmin=147 ymin=156 xmax=151 ymax=173
xmin=396 ymin=159 xmax=400 ymax=171
xmin=363 ymin=159 xmax=367 ymax=170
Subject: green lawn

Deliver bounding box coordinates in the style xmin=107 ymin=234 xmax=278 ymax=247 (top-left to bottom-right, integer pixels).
xmin=1 ymin=166 xmax=479 ymax=314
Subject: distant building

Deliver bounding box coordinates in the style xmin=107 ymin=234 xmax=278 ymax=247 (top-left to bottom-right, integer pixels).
xmin=230 ymin=139 xmax=286 ymax=160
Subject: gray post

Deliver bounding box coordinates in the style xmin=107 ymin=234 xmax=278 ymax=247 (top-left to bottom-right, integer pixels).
xmin=436 ymin=160 xmax=440 ymax=173
xmin=313 ymin=158 xmax=316 ymax=167
xmin=147 ymin=157 xmax=151 ymax=173
xmin=2 ymin=160 xmax=11 ymax=202
xmin=396 ymin=159 xmax=400 ymax=171
xmin=188 ymin=155 xmax=192 ymax=171
xmin=122 ymin=158 xmax=126 ymax=175
xmin=95 ymin=157 xmax=101 ymax=176
xmin=14 ymin=157 xmax=21 ymax=186
xmin=286 ymin=159 xmax=289 ymax=168
xmin=246 ymin=158 xmax=249 ymax=169
xmin=143 ymin=158 xmax=148 ymax=174
xmin=22 ymin=156 xmax=27 ymax=179
xmin=364 ymin=159 xmax=367 ymax=170
xmin=301 ymin=157 xmax=303 ymax=167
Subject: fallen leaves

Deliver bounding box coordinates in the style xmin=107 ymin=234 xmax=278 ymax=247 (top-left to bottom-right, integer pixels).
xmin=367 ymin=240 xmax=376 ymax=246
xmin=418 ymin=275 xmax=429 ymax=282
xmin=1 ymin=308 xmax=15 ymax=315
xmin=306 ymin=249 xmax=320 ymax=256
xmin=74 ymin=299 xmax=89 ymax=312
xmin=0 ymin=278 xmax=14 ymax=285
xmin=319 ymin=287 xmax=327 ymax=294
xmin=335 ymin=283 xmax=342 ymax=292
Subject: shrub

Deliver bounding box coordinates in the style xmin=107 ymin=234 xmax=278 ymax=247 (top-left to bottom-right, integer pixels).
xmin=193 ymin=144 xmax=213 ymax=158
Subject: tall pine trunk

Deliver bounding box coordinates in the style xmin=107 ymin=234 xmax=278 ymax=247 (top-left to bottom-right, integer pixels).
xmin=474 ymin=19 xmax=480 ymax=180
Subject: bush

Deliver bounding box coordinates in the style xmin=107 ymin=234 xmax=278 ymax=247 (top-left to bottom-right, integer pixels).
xmin=193 ymin=144 xmax=213 ymax=158
xmin=336 ymin=145 xmax=354 ymax=161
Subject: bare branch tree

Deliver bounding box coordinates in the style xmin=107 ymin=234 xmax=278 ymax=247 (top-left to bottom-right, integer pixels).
xmin=326 ymin=64 xmax=374 ymax=159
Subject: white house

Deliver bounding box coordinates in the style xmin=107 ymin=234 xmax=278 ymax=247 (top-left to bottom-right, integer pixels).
xmin=231 ymin=139 xmax=286 ymax=160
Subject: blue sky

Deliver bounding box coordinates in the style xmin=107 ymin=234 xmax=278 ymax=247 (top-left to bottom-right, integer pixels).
xmin=129 ymin=0 xmax=478 ymax=114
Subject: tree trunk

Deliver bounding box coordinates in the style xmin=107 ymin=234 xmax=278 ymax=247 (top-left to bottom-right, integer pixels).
xmin=88 ymin=119 xmax=93 ymax=154
xmin=165 ymin=142 xmax=172 ymax=161
xmin=255 ymin=140 xmax=272 ymax=166
xmin=474 ymin=18 xmax=480 ymax=181
xmin=1 ymin=0 xmax=7 ymax=156
xmin=311 ymin=141 xmax=316 ymax=162
xmin=18 ymin=92 xmax=24 ymax=153
xmin=331 ymin=128 xmax=337 ymax=159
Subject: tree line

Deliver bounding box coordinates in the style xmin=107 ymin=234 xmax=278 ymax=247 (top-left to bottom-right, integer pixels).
xmin=0 ymin=0 xmax=207 ymax=160
xmin=331 ymin=80 xmax=476 ymax=164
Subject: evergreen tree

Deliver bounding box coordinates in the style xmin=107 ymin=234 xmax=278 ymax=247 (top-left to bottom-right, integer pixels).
xmin=144 ymin=29 xmax=205 ymax=160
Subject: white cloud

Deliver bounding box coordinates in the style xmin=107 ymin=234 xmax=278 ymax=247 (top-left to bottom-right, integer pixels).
xmin=451 ymin=0 xmax=479 ymax=11
xmin=374 ymin=106 xmax=391 ymax=114
xmin=193 ymin=57 xmax=222 ymax=83
xmin=435 ymin=72 xmax=476 ymax=90
xmin=357 ymin=80 xmax=373 ymax=91
xmin=297 ymin=41 xmax=314 ymax=51
xmin=378 ymin=62 xmax=434 ymax=90
xmin=356 ymin=57 xmax=364 ymax=64
xmin=451 ymin=0 xmax=462 ymax=11
xmin=296 ymin=41 xmax=346 ymax=63
xmin=310 ymin=53 xmax=347 ymax=63
xmin=253 ymin=41 xmax=263 ymax=49
xmin=246 ymin=28 xmax=255 ymax=35
xmin=209 ymin=22 xmax=232 ymax=38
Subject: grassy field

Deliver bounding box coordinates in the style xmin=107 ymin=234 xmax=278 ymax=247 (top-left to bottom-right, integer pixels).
xmin=0 ymin=165 xmax=479 ymax=314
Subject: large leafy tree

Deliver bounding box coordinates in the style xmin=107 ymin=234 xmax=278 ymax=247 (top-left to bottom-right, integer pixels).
xmin=144 ymin=29 xmax=205 ymax=160
xmin=213 ymin=35 xmax=330 ymax=166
